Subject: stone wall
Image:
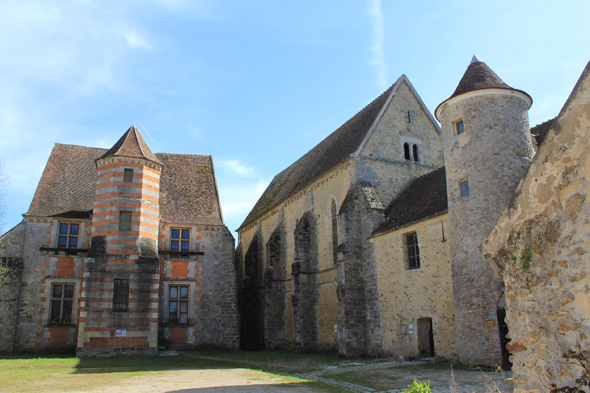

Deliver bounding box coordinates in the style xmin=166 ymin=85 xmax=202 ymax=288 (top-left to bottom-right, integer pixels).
xmin=371 ymin=215 xmax=457 ymax=360
xmin=438 ymin=91 xmax=534 ymax=365
xmin=482 ymin=62 xmax=590 ymax=392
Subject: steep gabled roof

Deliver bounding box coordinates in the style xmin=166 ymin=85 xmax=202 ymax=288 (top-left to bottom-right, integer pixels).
xmin=98 ymin=125 xmax=162 ymax=165
xmin=372 ymin=167 xmax=447 ymax=236
xmin=530 ymin=118 xmax=556 ymax=148
xmin=238 ymin=80 xmax=413 ymax=231
xmin=25 ymin=144 xmax=223 ymax=225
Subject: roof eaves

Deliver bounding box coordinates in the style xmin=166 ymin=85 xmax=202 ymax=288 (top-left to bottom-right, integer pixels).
xmin=370 ymin=210 xmax=448 ymax=239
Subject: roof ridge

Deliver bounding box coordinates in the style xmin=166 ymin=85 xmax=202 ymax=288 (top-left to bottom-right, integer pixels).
xmin=54 ymin=143 xmax=107 ymax=150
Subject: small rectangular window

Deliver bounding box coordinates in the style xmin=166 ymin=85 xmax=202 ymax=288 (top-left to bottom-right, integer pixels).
xmin=58 ymin=223 xmax=79 ymax=251
xmin=169 ymin=285 xmax=189 ymax=324
xmin=171 ymin=228 xmax=190 ymax=258
xmin=50 ymin=284 xmax=74 ymax=325
xmin=455 ymin=120 xmax=464 ymax=135
xmin=406 ymin=233 xmax=420 ymax=270
xmin=113 ymin=279 xmax=130 ymax=312
xmin=123 ymin=168 xmax=133 ymax=182
xmin=119 ymin=211 xmax=132 ymax=231
xmin=460 ymin=179 xmax=470 ymax=196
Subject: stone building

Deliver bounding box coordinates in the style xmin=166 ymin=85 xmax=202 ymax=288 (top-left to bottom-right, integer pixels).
xmin=237 ymin=56 xmax=561 ymax=366
xmin=0 ymin=126 xmax=239 ymax=355
xmin=482 ymin=61 xmax=590 ymax=391
xmin=236 ymin=75 xmax=445 ymax=355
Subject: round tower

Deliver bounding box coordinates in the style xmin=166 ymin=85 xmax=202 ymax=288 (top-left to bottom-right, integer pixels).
xmin=435 ymin=56 xmax=534 ymax=366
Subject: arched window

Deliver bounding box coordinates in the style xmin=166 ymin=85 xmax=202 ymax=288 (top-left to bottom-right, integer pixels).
xmin=404 ymin=143 xmax=411 ymax=160
xmin=413 ymin=144 xmax=419 ymax=162
xmin=331 ymin=199 xmax=338 ymax=265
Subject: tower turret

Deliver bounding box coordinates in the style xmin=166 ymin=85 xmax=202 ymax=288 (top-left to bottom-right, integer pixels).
xmin=77 ymin=125 xmax=163 ymax=356
xmin=435 ymin=56 xmax=534 ymax=366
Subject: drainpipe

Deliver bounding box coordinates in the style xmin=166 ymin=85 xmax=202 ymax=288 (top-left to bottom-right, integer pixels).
xmin=11 ymin=220 xmax=26 ymax=355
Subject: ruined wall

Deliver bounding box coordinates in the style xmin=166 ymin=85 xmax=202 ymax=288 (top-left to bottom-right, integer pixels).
xmin=0 ymin=223 xmax=24 ymax=353
xmin=438 ymin=91 xmax=534 ymax=365
xmin=482 ymin=62 xmax=590 ymax=392
xmin=372 ymin=215 xmax=457 ymax=360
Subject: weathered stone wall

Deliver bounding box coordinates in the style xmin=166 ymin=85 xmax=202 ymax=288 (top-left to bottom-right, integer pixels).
xmin=0 ymin=222 xmax=24 ymax=353
xmin=237 ymin=163 xmax=352 ymax=351
xmin=482 ymin=62 xmax=590 ymax=392
xmin=438 ymin=91 xmax=534 ymax=365
xmin=371 ymin=215 xmax=457 ymax=360
xmin=358 ymin=80 xmax=444 ymax=205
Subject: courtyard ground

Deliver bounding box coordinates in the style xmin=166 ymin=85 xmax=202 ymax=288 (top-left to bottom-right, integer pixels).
xmin=0 ymin=350 xmax=513 ymax=393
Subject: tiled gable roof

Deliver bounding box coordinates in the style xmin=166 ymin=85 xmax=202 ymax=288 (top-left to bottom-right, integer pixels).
xmin=156 ymin=153 xmax=223 ymax=225
xmin=530 ymin=118 xmax=556 ymax=148
xmin=98 ymin=125 xmax=162 ymax=165
xmin=372 ymin=167 xmax=447 ymax=236
xmin=238 ymin=83 xmax=396 ymax=230
xmin=25 ymin=144 xmax=222 ymax=225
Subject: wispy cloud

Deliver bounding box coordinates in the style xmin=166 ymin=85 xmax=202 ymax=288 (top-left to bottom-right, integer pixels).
xmin=367 ymin=0 xmax=388 ymax=89
xmin=219 ymin=160 xmax=254 ymax=176
xmin=122 ymin=29 xmax=151 ymax=50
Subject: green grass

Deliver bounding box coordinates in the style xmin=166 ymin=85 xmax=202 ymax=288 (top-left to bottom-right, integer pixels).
xmin=0 ymin=351 xmax=339 ymax=393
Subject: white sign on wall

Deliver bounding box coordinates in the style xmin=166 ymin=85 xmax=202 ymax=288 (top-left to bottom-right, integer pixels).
xmin=408 ymin=324 xmax=414 ymax=334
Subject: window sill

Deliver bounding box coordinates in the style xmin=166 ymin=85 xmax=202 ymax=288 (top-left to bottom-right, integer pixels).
xmin=162 ymin=323 xmax=195 ymax=327
xmin=44 ymin=324 xmax=76 ymax=328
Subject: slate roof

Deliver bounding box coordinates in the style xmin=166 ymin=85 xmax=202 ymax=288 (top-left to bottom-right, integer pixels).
xmin=530 ymin=118 xmax=556 ymax=148
xmin=238 ymin=84 xmax=396 ymax=230
xmin=98 ymin=125 xmax=162 ymax=165
xmin=372 ymin=167 xmax=448 ymax=236
xmin=25 ymin=144 xmax=223 ymax=225
xmin=436 ymin=58 xmax=532 ymax=119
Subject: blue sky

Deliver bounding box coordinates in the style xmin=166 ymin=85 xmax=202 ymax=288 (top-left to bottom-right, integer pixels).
xmin=0 ymin=0 xmax=588 ymax=238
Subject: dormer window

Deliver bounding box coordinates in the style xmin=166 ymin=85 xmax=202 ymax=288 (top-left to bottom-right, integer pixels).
xmin=455 ymin=120 xmax=464 ymax=135
xmin=124 ymin=168 xmax=133 ymax=182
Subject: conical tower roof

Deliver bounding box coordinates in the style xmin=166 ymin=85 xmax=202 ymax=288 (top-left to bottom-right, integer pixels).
xmin=98 ymin=125 xmax=162 ymax=165
xmin=436 ymin=56 xmax=531 ymax=120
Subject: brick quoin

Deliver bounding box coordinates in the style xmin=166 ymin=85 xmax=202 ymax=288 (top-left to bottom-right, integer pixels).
xmin=55 ymin=257 xmax=75 ymax=276
xmin=171 ymin=260 xmax=189 ymax=278
xmin=168 ymin=327 xmax=189 ymax=343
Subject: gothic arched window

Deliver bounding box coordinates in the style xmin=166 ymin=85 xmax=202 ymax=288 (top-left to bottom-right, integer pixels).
xmin=331 ymin=199 xmax=338 ymax=265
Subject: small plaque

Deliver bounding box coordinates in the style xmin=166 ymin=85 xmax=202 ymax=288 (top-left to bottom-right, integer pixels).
xmin=122 ymin=330 xmax=127 ymax=337
xmin=334 ymin=324 xmax=337 ymax=333
xmin=409 ymin=324 xmax=414 ymax=334
xmin=115 ymin=329 xmax=121 ymax=337
xmin=487 ymin=320 xmax=495 ymax=327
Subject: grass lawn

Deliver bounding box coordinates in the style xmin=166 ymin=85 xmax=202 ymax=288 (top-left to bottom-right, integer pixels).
xmin=0 ymin=350 xmax=335 ymax=392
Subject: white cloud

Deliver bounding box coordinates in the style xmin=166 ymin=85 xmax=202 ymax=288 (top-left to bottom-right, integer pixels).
xmin=367 ymin=0 xmax=388 ymax=90
xmin=219 ymin=160 xmax=255 ymax=176
xmin=122 ymin=30 xmax=151 ymax=50
xmin=218 ymin=179 xmax=269 ymax=234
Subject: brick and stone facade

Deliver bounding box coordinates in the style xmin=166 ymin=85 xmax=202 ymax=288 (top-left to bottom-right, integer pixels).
xmin=0 ymin=126 xmax=239 ymax=355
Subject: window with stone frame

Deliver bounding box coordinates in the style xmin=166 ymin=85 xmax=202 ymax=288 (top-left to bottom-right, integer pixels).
xmin=169 ymin=285 xmax=189 ymax=324
xmin=58 ymin=223 xmax=79 ymax=250
xmin=413 ymin=144 xmax=419 ymax=162
xmin=171 ymin=228 xmax=190 ymax=258
xmin=406 ymin=232 xmax=420 ymax=270
xmin=119 ymin=211 xmax=132 ymax=231
xmin=460 ymin=179 xmax=470 ymax=196
xmin=50 ymin=283 xmax=74 ymax=325
xmin=455 ymin=119 xmax=465 ymax=135
xmin=112 ymin=279 xmax=130 ymax=312
xmin=123 ymin=168 xmax=133 ymax=182
xmin=404 ymin=143 xmax=411 ymax=160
